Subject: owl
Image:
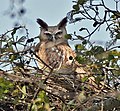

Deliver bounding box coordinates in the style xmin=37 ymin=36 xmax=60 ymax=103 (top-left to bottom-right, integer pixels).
xmin=35 ymin=17 xmax=99 ymax=97
xmin=35 ymin=17 xmax=86 ymax=75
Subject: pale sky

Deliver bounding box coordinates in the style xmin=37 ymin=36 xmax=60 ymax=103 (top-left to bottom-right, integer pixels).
xmin=0 ymin=0 xmax=73 ymax=36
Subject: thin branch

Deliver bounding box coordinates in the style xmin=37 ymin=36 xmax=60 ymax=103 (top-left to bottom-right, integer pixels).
xmin=84 ymin=24 xmax=101 ymax=38
xmin=30 ymin=50 xmax=53 ymax=70
xmin=29 ymin=85 xmax=41 ymax=111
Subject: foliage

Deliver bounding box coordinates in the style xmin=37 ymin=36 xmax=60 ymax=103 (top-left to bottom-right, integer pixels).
xmin=0 ymin=0 xmax=120 ymax=110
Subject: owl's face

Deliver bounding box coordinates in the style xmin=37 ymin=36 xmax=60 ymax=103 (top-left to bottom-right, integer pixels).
xmin=37 ymin=17 xmax=68 ymax=44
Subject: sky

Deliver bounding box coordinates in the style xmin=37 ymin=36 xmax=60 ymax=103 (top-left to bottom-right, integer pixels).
xmin=0 ymin=0 xmax=119 ymax=48
xmin=0 ymin=0 xmax=73 ymax=36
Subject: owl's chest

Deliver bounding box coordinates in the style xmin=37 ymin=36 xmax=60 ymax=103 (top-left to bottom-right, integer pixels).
xmin=37 ymin=42 xmax=76 ymax=72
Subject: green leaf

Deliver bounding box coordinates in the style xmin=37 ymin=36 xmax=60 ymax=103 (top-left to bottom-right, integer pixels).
xmin=4 ymin=89 xmax=9 ymax=93
xmin=77 ymin=0 xmax=88 ymax=5
xmin=67 ymin=100 xmax=75 ymax=105
xmin=77 ymin=35 xmax=84 ymax=40
xmin=73 ymin=5 xmax=80 ymax=11
xmin=111 ymin=14 xmax=115 ymax=18
xmin=81 ymin=76 xmax=88 ymax=82
xmin=38 ymin=91 xmax=49 ymax=103
xmin=95 ymin=52 xmax=109 ymax=60
xmin=77 ymin=91 xmax=86 ymax=103
xmin=21 ymin=85 xmax=27 ymax=99
xmin=22 ymin=85 xmax=26 ymax=94
xmin=82 ymin=40 xmax=87 ymax=44
xmin=0 ymin=78 xmax=14 ymax=98
xmin=64 ymin=34 xmax=72 ymax=39
xmin=75 ymin=44 xmax=85 ymax=50
xmin=86 ymin=51 xmax=92 ymax=56
xmin=75 ymin=55 xmax=85 ymax=64
xmin=108 ymin=54 xmax=114 ymax=61
xmin=116 ymin=33 xmax=120 ymax=39
xmin=91 ymin=46 xmax=104 ymax=55
xmin=111 ymin=50 xmax=120 ymax=55
xmin=95 ymin=76 xmax=103 ymax=84
xmin=9 ymin=54 xmax=19 ymax=61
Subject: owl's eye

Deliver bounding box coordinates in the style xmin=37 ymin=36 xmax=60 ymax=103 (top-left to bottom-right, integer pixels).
xmin=44 ymin=31 xmax=53 ymax=40
xmin=55 ymin=30 xmax=62 ymax=35
xmin=44 ymin=31 xmax=52 ymax=36
xmin=55 ymin=30 xmax=63 ymax=40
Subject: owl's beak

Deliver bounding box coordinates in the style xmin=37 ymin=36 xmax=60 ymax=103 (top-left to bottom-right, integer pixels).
xmin=52 ymin=35 xmax=56 ymax=42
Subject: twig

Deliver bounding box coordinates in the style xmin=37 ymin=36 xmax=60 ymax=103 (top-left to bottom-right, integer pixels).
xmin=30 ymin=50 xmax=53 ymax=70
xmin=29 ymin=85 xmax=41 ymax=111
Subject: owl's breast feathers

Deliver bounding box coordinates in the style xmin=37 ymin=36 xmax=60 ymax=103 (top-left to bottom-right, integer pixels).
xmin=35 ymin=41 xmax=86 ymax=74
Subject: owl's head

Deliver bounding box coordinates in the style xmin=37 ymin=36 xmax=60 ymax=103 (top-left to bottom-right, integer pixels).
xmin=37 ymin=17 xmax=68 ymax=44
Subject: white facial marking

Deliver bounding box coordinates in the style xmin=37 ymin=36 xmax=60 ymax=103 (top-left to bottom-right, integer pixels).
xmin=44 ymin=31 xmax=52 ymax=35
xmin=55 ymin=30 xmax=62 ymax=35
xmin=52 ymin=34 xmax=56 ymax=41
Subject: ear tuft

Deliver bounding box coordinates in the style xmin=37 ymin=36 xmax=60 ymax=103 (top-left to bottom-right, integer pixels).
xmin=37 ymin=18 xmax=48 ymax=30
xmin=58 ymin=17 xmax=67 ymax=29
